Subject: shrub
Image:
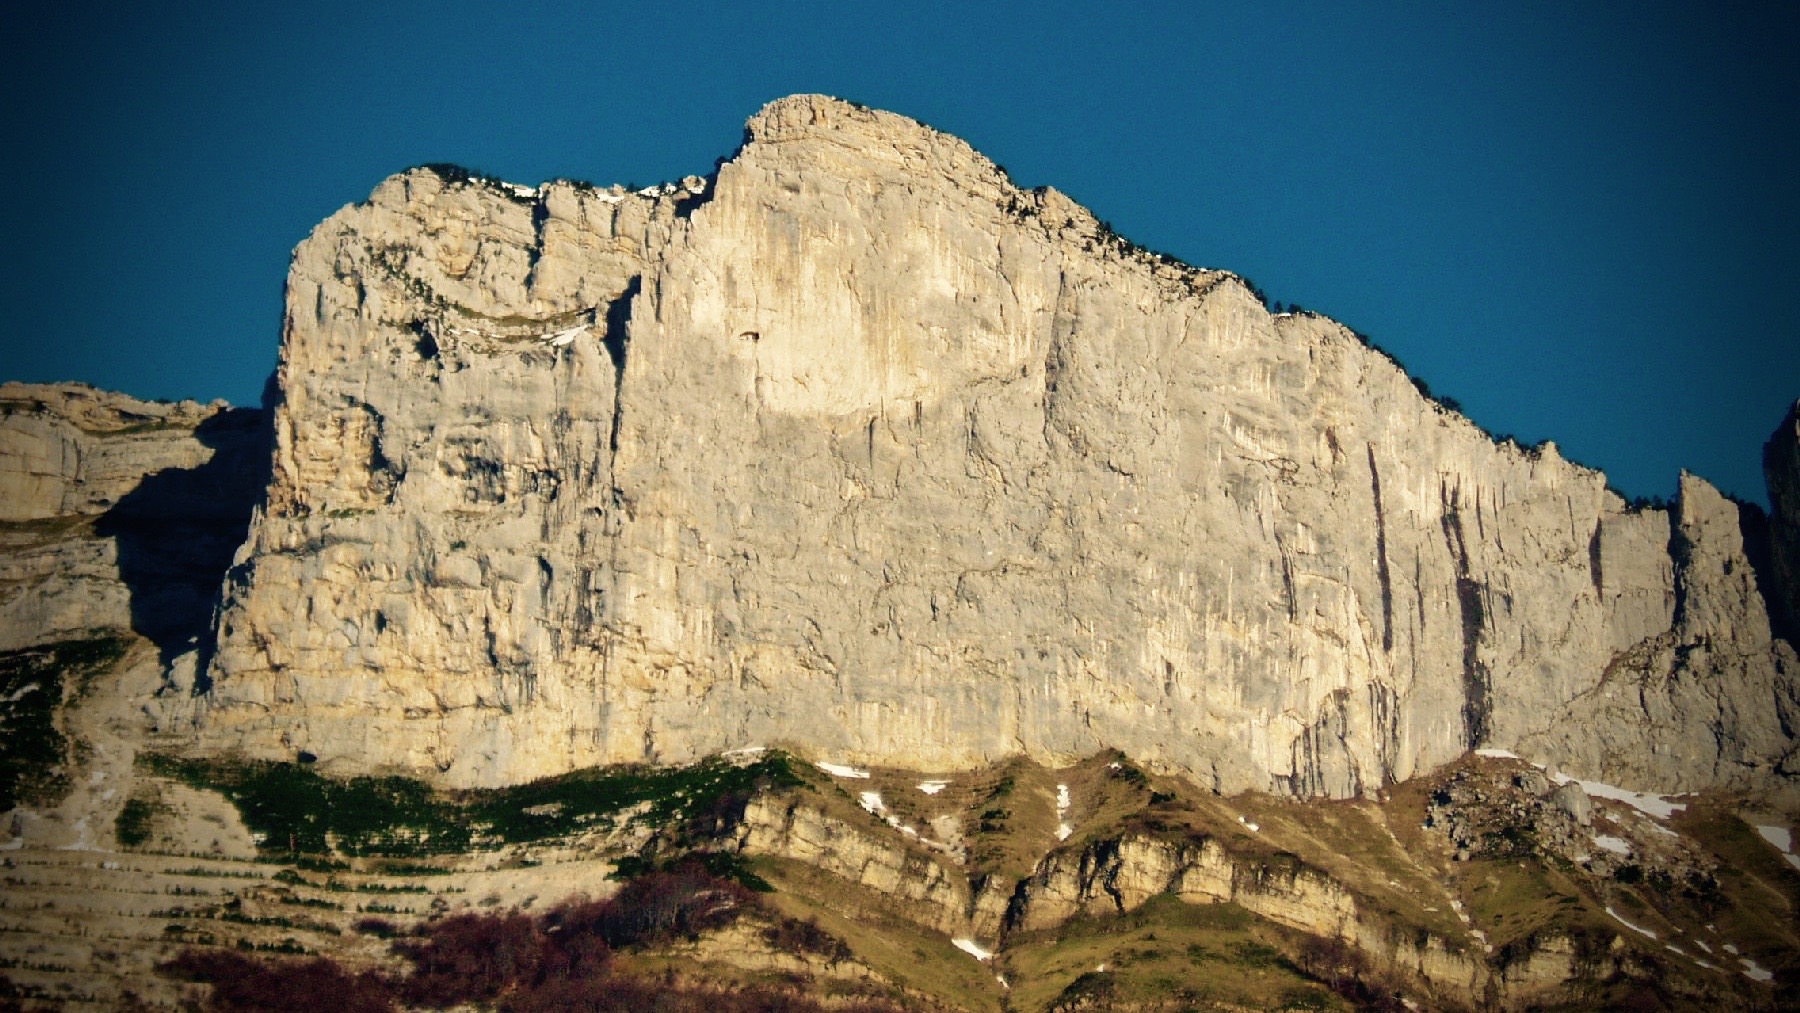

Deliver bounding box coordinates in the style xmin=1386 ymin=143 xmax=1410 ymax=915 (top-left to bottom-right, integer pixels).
xmin=1050 ymin=970 xmax=1116 ymax=1011
xmin=116 ymin=795 xmax=157 ymax=847
xmin=763 ymin=916 xmax=853 ymax=964
xmin=353 ymin=917 xmax=399 ymax=938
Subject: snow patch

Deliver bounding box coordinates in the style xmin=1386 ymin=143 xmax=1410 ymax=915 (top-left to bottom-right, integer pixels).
xmin=1740 ymin=957 xmax=1773 ymax=982
xmin=816 ymin=762 xmax=870 ymax=779
xmin=541 ymin=325 xmax=586 ymax=347
xmin=1754 ymin=823 xmax=1796 ymax=870
xmin=1593 ymin=835 xmax=1631 ymax=856
xmin=1056 ymin=783 xmax=1072 ymax=841
xmin=1724 ymin=943 xmax=1740 ymax=955
xmin=860 ymin=791 xmax=927 ymax=838
xmin=1478 ymin=751 xmax=1685 ymax=819
xmin=3 ymin=682 xmax=39 ymax=703
xmin=952 ymin=937 xmax=993 ymax=961
xmin=1550 ymin=773 xmax=1683 ymax=820
xmin=1237 ymin=814 xmax=1259 ymax=833
xmin=1605 ymin=906 xmax=1658 ymax=940
xmin=1764 ymin=824 xmax=1792 ymax=856
xmin=917 ymin=780 xmax=948 ymax=795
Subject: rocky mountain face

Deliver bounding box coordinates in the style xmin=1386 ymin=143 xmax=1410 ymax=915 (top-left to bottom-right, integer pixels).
xmin=178 ymin=94 xmax=1798 ymax=803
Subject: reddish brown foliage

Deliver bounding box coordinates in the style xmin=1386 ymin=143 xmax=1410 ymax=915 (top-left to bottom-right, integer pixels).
xmin=0 ymin=972 xmax=24 ymax=1013
xmin=396 ymin=911 xmax=544 ymax=1005
xmin=157 ymin=950 xmax=395 ymax=1013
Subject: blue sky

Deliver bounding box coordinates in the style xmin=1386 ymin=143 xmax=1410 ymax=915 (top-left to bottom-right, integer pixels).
xmin=3 ymin=2 xmax=1794 ymax=504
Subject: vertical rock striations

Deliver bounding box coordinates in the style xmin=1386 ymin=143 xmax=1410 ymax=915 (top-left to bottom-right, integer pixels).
xmin=193 ymin=95 xmax=1799 ymax=801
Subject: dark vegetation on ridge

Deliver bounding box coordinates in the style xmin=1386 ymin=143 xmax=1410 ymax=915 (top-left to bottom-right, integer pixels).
xmin=136 ymin=750 xmax=803 ymax=859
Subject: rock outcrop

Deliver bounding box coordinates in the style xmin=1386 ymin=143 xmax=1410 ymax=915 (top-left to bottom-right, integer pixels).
xmin=1007 ymin=833 xmax=1495 ymax=1002
xmin=165 ymin=95 xmax=1798 ymax=800
xmin=0 ymin=383 xmax=265 ymax=658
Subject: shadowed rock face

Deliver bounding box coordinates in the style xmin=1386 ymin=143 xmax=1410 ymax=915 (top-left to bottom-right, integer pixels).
xmin=0 ymin=383 xmax=267 ymax=665
xmin=152 ymin=95 xmax=1800 ymax=799
xmin=1766 ymin=400 xmax=1800 ymax=645
xmin=96 ymin=407 xmax=268 ymax=671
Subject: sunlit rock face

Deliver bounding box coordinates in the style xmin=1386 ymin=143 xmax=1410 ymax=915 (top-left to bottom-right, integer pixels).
xmin=194 ymin=95 xmax=1800 ymax=799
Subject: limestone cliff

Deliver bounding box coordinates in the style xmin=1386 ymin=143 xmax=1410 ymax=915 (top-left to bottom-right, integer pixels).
xmin=191 ymin=95 xmax=1799 ymax=800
